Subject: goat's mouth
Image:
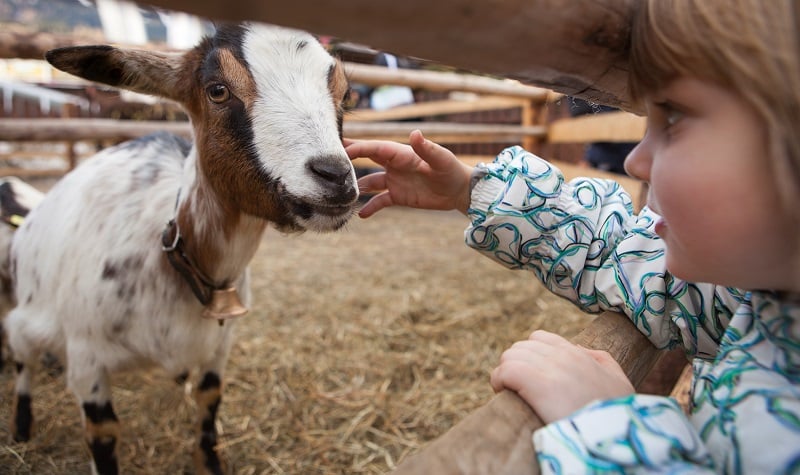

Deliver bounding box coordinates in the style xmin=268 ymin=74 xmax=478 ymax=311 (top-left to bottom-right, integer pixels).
xmin=285 ymin=195 xmax=358 ymax=231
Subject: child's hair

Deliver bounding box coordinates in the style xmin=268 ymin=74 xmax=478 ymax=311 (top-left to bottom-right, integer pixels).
xmin=628 ymin=0 xmax=800 ymax=219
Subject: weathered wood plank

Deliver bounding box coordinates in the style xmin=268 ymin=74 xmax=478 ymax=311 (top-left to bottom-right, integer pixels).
xmin=0 ymin=118 xmax=547 ymax=143
xmin=345 ymin=63 xmax=551 ymax=99
xmin=346 ymin=96 xmax=530 ymax=123
xmin=0 ymin=29 xmax=104 ymax=61
xmin=138 ymin=0 xmax=636 ymax=110
xmin=0 ymin=167 xmax=66 ymax=178
xmin=548 ymin=110 xmax=646 ymax=144
xmin=0 ymin=118 xmax=192 ymax=142
xmin=391 ymin=311 xmax=659 ymax=475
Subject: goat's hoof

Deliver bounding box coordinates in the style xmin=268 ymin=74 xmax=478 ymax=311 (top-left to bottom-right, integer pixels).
xmin=10 ymin=417 xmax=33 ymax=442
xmin=11 ymin=421 xmax=32 ymax=443
xmin=193 ymin=445 xmax=228 ymax=475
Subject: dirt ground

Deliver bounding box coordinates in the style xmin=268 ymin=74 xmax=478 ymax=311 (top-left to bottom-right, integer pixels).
xmin=0 ymin=200 xmax=603 ymax=474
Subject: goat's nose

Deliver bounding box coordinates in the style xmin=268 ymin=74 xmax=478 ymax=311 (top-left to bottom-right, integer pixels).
xmin=308 ymin=157 xmax=352 ymax=187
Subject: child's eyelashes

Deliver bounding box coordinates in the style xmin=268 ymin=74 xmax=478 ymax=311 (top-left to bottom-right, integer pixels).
xmin=665 ymin=108 xmax=684 ymax=127
xmin=652 ymin=101 xmax=686 ymax=133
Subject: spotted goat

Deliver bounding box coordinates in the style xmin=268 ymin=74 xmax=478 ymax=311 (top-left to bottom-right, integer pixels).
xmin=5 ymin=23 xmax=358 ymax=475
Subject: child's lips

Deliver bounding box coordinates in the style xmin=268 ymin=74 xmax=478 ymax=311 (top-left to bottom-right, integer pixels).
xmin=654 ymin=217 xmax=667 ymax=236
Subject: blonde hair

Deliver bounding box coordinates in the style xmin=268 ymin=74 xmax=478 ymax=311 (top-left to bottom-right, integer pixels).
xmin=629 ymin=0 xmax=800 ymax=217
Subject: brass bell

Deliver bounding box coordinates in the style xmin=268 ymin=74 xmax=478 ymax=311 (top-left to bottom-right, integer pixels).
xmin=202 ymin=287 xmax=249 ymax=321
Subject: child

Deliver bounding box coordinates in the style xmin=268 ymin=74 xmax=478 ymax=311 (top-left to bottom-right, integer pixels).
xmin=344 ymin=0 xmax=800 ymax=472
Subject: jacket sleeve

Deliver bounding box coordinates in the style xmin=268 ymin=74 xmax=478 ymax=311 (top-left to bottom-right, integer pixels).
xmin=465 ymin=146 xmax=741 ymax=355
xmin=534 ymin=395 xmax=716 ymax=474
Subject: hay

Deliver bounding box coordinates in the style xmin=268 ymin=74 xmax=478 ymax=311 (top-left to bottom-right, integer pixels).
xmin=1 ymin=206 xmax=591 ymax=474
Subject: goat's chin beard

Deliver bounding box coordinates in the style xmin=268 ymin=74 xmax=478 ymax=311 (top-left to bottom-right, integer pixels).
xmin=282 ymin=197 xmax=356 ymax=233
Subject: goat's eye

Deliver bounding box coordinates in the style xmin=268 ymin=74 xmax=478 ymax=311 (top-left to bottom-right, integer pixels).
xmin=206 ymin=84 xmax=230 ymax=103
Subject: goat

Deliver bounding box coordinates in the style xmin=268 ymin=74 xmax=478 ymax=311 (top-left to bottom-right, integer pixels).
xmin=4 ymin=23 xmax=358 ymax=475
xmin=0 ymin=177 xmax=43 ymax=370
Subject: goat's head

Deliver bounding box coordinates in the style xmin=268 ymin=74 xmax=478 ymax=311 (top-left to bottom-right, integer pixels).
xmin=46 ymin=23 xmax=359 ymax=232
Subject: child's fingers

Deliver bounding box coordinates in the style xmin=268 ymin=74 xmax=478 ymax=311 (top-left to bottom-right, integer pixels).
xmin=357 ymin=171 xmax=387 ymax=194
xmin=583 ymin=348 xmax=624 ymax=373
xmin=528 ymin=329 xmax=573 ymax=348
xmin=345 ymin=140 xmax=409 ymax=166
xmin=490 ymin=360 xmax=537 ymax=394
xmin=408 ymin=130 xmax=457 ymax=169
xmin=358 ymin=191 xmax=394 ymax=218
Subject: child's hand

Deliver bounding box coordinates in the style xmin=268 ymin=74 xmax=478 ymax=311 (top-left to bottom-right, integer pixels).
xmin=345 ymin=130 xmax=474 ymax=217
xmin=490 ymin=330 xmax=635 ymax=424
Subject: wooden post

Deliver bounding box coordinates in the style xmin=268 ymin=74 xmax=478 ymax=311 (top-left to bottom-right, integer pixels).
xmin=137 ymin=0 xmax=637 ymax=110
xmin=521 ymin=100 xmax=545 ymax=154
xmin=391 ymin=311 xmax=660 ymax=475
xmin=66 ymin=141 xmax=77 ymax=171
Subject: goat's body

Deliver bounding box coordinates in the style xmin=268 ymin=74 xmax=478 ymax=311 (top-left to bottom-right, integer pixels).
xmin=7 ymin=133 xmax=245 ymax=378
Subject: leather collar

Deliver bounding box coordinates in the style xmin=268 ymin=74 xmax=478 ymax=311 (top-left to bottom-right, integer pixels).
xmin=161 ymin=218 xmax=248 ymax=321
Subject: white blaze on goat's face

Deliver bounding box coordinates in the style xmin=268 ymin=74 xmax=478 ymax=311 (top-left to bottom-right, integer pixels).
xmin=242 ymin=25 xmax=358 ymax=230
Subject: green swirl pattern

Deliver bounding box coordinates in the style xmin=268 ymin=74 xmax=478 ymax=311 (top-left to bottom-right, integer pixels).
xmin=465 ymin=146 xmax=800 ymax=474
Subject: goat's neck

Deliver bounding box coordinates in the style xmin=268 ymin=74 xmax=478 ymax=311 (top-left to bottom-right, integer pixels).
xmin=174 ymin=149 xmax=266 ymax=285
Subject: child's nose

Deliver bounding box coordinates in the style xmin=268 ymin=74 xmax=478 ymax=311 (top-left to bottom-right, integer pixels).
xmin=623 ymin=136 xmax=651 ymax=182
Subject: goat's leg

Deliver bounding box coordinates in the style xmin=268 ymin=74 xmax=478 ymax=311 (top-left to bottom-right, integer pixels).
xmin=193 ymin=364 xmax=227 ymax=475
xmin=192 ymin=329 xmax=235 ymax=475
xmin=10 ymin=358 xmax=35 ymax=441
xmin=6 ymin=318 xmax=39 ymax=442
xmin=68 ymin=352 xmax=120 ymax=475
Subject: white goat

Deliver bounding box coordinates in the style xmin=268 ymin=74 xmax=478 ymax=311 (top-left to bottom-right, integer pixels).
xmin=0 ymin=177 xmax=43 ymax=369
xmin=5 ymin=23 xmax=358 ymax=475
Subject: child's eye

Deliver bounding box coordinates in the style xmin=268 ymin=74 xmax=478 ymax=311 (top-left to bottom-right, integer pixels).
xmin=665 ymin=108 xmax=684 ymax=127
xmin=653 ymin=101 xmax=685 ymax=131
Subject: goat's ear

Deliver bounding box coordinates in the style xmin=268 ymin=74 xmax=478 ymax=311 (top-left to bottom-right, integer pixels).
xmin=45 ymin=46 xmax=186 ymax=103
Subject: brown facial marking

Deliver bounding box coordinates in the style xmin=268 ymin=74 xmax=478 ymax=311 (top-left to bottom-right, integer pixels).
xmin=180 ymin=46 xmax=267 ymax=273
xmin=216 ymin=49 xmax=257 ymax=109
xmin=328 ymin=60 xmax=349 ymax=110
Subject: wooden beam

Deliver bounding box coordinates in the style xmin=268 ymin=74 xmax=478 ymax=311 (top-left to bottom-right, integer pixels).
xmin=346 ymin=96 xmax=529 ymax=123
xmin=345 ymin=121 xmax=546 ymax=142
xmin=548 ymin=111 xmax=646 ymax=144
xmin=391 ymin=311 xmax=660 ymax=475
xmin=138 ymin=0 xmax=636 ymax=110
xmin=0 ymin=118 xmax=192 ymax=142
xmin=0 ymin=28 xmax=104 ymax=61
xmin=0 ymin=167 xmax=66 ymax=178
xmin=345 ymin=63 xmax=550 ymax=99
xmin=0 ymin=118 xmax=546 ymax=144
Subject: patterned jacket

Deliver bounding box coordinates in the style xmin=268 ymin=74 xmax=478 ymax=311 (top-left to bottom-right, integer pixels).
xmin=465 ymin=146 xmax=800 ymax=474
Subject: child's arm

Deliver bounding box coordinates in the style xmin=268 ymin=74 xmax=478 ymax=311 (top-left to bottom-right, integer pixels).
xmin=466 ymin=146 xmax=739 ymax=353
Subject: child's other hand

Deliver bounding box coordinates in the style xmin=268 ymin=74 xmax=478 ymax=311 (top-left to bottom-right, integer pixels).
xmin=490 ymin=330 xmax=635 ymax=424
xmin=345 ymin=130 xmax=474 ymax=217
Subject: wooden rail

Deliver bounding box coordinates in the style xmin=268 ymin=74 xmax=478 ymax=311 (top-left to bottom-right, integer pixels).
xmin=346 ymin=63 xmax=552 ymax=99
xmin=138 ymin=0 xmax=636 ymax=110
xmin=0 ymin=118 xmax=547 ymax=144
xmin=392 ymin=311 xmax=661 ymax=475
